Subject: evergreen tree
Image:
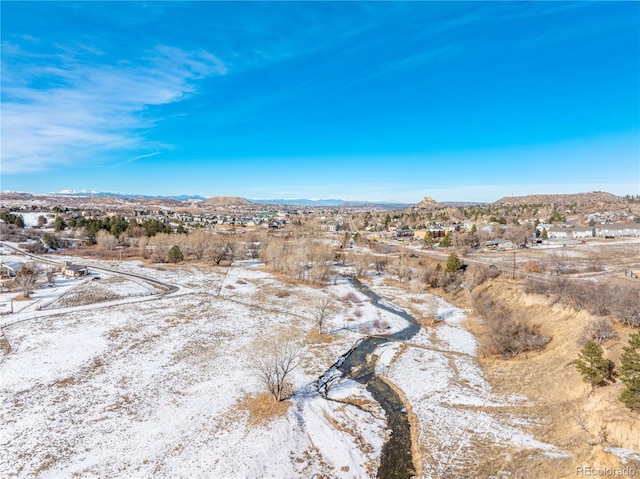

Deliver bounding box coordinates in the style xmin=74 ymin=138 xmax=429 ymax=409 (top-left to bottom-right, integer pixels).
xmin=423 ymin=230 xmax=434 ymax=248
xmin=167 ymin=245 xmax=184 ymax=264
xmin=541 ymin=228 xmax=548 ymax=239
xmin=619 ymin=332 xmax=640 ymax=410
xmin=445 ymin=252 xmax=462 ymax=273
xmin=0 ymin=211 xmax=25 ymax=228
xmin=37 ymin=215 xmax=47 ymax=227
xmin=439 ymin=232 xmax=452 ymax=248
xmin=109 ymin=216 xmax=128 ymax=237
xmin=42 ymin=233 xmax=59 ymax=250
xmin=575 ymin=341 xmax=615 ymax=387
xmin=54 ymin=216 xmax=66 ymax=232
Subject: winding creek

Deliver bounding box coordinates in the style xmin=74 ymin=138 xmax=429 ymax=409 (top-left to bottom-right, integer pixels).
xmin=321 ymin=278 xmax=422 ymax=478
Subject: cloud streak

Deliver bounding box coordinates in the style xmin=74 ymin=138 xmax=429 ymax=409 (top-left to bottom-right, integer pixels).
xmin=1 ymin=43 xmax=226 ymax=173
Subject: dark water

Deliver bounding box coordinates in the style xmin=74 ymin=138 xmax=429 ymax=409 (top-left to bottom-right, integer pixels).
xmin=335 ymin=279 xmax=421 ymax=479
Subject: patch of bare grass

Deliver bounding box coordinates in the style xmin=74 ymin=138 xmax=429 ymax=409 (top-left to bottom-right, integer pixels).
xmin=306 ymin=328 xmax=336 ymax=345
xmin=237 ymin=392 xmax=290 ymax=425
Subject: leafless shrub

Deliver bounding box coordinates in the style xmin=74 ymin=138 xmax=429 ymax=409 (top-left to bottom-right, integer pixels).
xmin=473 ymin=293 xmax=550 ymax=358
xmin=523 ymin=260 xmax=542 ymax=273
xmin=578 ymin=318 xmax=618 ymax=345
xmin=550 ymin=250 xmax=571 ymax=275
xmin=252 ymin=339 xmax=302 ymax=402
xmin=443 ymin=273 xmax=464 ymax=293
xmin=341 ymin=292 xmax=361 ymax=304
xmin=611 ymin=285 xmax=640 ymax=328
xmin=465 ymin=264 xmax=501 ymax=290
xmin=0 ymin=328 xmax=12 ymax=355
xmin=373 ymin=318 xmax=386 ymax=330
xmin=526 ymin=277 xmax=640 ymax=327
xmin=353 ymin=308 xmax=363 ymax=318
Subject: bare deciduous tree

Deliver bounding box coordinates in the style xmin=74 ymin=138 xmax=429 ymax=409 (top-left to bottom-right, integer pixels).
xmin=148 ymin=233 xmax=174 ymax=262
xmin=351 ymin=252 xmax=372 ymax=278
xmin=550 ymin=250 xmax=571 ymax=275
xmin=45 ymin=268 xmax=55 ymax=287
xmin=16 ymin=263 xmax=40 ymax=298
xmin=373 ymin=256 xmax=388 ymax=275
xmin=313 ymin=298 xmax=337 ymax=334
xmin=185 ymin=230 xmax=209 ymax=260
xmin=253 ymin=340 xmax=302 ymax=402
xmin=96 ymin=230 xmax=117 ymax=251
xmin=205 ymin=235 xmax=231 ymax=265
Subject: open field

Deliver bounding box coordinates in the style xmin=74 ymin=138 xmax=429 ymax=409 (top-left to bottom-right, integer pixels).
xmin=0 ymin=256 xmax=589 ymax=478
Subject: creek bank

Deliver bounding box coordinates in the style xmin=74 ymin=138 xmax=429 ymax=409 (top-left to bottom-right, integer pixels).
xmin=318 ymin=278 xmax=420 ymax=479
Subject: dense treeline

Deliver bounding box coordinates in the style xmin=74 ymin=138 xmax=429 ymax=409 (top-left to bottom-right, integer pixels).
xmin=66 ymin=216 xmax=172 ymax=243
xmin=0 ymin=211 xmax=25 ymax=228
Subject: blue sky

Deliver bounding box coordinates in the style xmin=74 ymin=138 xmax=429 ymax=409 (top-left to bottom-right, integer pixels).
xmin=1 ymin=1 xmax=638 ymax=203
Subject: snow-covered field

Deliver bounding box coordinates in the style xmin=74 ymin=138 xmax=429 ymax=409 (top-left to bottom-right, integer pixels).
xmin=1 ymin=260 xmax=561 ymax=478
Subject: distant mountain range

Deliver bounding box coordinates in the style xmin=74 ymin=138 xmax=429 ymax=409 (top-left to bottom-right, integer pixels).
xmin=51 ymin=190 xmax=207 ymax=201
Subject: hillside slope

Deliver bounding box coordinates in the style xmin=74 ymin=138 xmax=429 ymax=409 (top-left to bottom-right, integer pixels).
xmin=467 ymin=278 xmax=640 ymax=473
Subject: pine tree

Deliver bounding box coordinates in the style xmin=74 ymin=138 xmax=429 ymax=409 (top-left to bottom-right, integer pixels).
xmin=439 ymin=232 xmax=452 ymax=248
xmin=619 ymin=332 xmax=640 ymax=410
xmin=575 ymin=342 xmax=615 ymax=387
xmin=54 ymin=216 xmax=66 ymax=232
xmin=423 ymin=230 xmax=434 ymax=248
xmin=167 ymin=245 xmax=184 ymax=264
xmin=445 ymin=252 xmax=462 ymax=273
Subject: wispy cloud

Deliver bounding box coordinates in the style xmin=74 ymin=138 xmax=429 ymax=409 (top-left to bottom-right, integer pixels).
xmin=1 ymin=43 xmax=226 ymax=173
xmin=110 ymin=152 xmax=162 ymax=169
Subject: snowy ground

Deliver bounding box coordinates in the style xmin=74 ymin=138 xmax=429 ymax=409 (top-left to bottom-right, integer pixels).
xmin=1 ymin=260 xmax=562 ymax=478
xmin=367 ymin=275 xmax=567 ymax=477
xmin=1 ymin=261 xmax=391 ymax=478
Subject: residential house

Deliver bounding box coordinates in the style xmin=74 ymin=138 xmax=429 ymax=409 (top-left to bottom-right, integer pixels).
xmin=63 ymin=262 xmax=88 ymax=278
xmin=0 ymin=261 xmax=23 ymax=278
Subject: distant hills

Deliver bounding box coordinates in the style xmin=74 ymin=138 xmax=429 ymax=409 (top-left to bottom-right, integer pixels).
xmin=1 ymin=190 xmax=627 ymax=210
xmin=202 ymin=196 xmax=253 ymax=207
xmin=252 ymin=198 xmax=410 ymax=209
xmin=495 ymin=191 xmax=624 ymax=207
